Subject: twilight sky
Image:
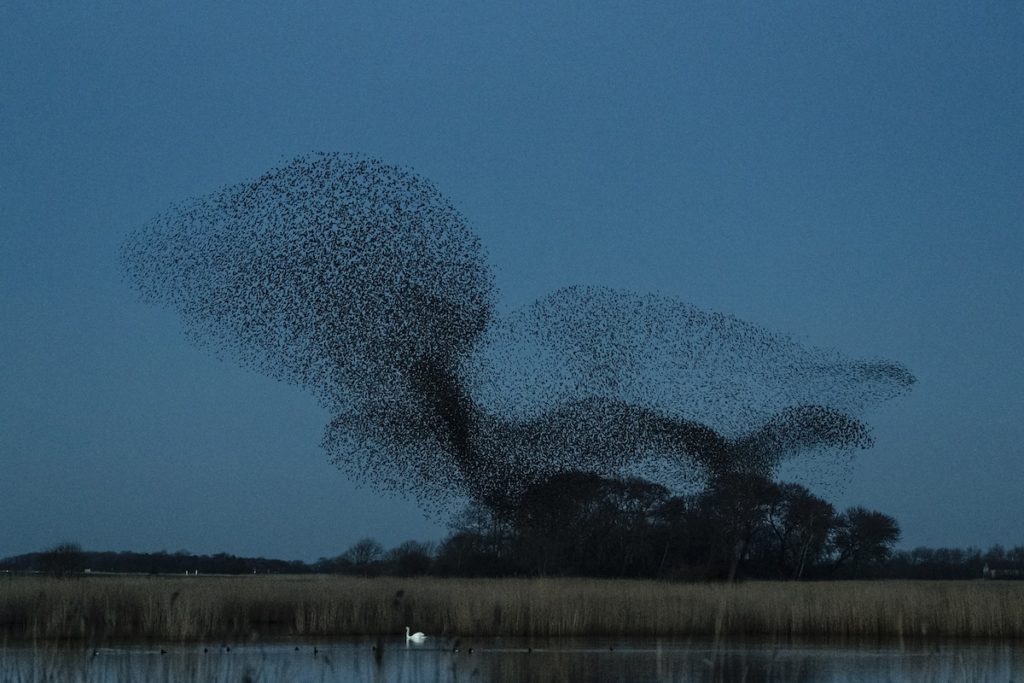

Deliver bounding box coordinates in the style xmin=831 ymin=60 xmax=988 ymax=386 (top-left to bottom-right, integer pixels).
xmin=1 ymin=2 xmax=1021 ymax=561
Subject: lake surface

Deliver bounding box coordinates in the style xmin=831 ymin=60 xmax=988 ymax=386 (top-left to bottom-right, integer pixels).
xmin=2 ymin=638 xmax=1022 ymax=682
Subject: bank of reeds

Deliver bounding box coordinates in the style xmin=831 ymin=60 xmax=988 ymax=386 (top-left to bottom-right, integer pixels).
xmin=2 ymin=575 xmax=1022 ymax=642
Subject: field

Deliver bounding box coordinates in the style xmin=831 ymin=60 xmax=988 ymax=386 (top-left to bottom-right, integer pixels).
xmin=2 ymin=575 xmax=1022 ymax=643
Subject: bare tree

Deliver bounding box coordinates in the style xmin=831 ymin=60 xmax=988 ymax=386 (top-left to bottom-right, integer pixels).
xmin=343 ymin=538 xmax=384 ymax=576
xmin=37 ymin=541 xmax=85 ymax=578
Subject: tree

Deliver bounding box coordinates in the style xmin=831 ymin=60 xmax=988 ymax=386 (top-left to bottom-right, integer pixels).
xmin=764 ymin=483 xmax=836 ymax=579
xmin=343 ymin=538 xmax=384 ymax=576
xmin=434 ymin=531 xmax=508 ymax=577
xmin=37 ymin=542 xmax=85 ymax=578
xmin=510 ymin=472 xmax=608 ymax=576
xmin=695 ymin=473 xmax=779 ymax=580
xmin=650 ymin=494 xmax=704 ymax=579
xmin=386 ymin=541 xmax=434 ymax=576
xmin=508 ymin=473 xmax=671 ymax=577
xmin=830 ymin=507 xmax=900 ymax=577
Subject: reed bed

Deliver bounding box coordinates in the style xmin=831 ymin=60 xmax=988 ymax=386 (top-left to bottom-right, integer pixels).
xmin=2 ymin=575 xmax=1022 ymax=642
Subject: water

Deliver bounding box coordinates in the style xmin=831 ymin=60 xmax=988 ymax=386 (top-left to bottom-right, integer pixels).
xmin=2 ymin=638 xmax=1022 ymax=682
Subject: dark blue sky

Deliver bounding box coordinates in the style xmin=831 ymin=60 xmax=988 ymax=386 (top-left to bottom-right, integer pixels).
xmin=2 ymin=2 xmax=1021 ymax=561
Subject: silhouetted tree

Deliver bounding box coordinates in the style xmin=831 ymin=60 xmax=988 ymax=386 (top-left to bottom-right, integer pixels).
xmin=830 ymin=506 xmax=900 ymax=577
xmin=649 ymin=494 xmax=704 ymax=579
xmin=695 ymin=473 xmax=779 ymax=580
xmin=37 ymin=542 xmax=85 ymax=578
xmin=434 ymin=531 xmax=508 ymax=577
xmin=510 ymin=472 xmax=607 ymax=575
xmin=504 ymin=473 xmax=673 ymax=577
xmin=763 ymin=483 xmax=836 ymax=579
xmin=386 ymin=541 xmax=434 ymax=576
xmin=343 ymin=538 xmax=384 ymax=576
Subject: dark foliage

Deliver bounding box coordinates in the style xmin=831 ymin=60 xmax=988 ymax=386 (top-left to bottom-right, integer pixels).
xmin=435 ymin=473 xmax=906 ymax=581
xmin=3 ymin=526 xmax=1021 ymax=580
xmin=887 ymin=545 xmax=1024 ymax=580
xmin=0 ymin=549 xmax=308 ymax=576
xmin=36 ymin=542 xmax=86 ymax=578
xmin=829 ymin=507 xmax=902 ymax=578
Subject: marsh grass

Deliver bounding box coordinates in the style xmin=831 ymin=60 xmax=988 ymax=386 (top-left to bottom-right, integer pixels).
xmin=1 ymin=576 xmax=1022 ymax=642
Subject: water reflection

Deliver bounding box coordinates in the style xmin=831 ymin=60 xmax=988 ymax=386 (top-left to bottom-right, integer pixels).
xmin=2 ymin=638 xmax=1022 ymax=682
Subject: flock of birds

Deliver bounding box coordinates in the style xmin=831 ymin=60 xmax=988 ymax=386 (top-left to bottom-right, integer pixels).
xmin=123 ymin=152 xmax=914 ymax=510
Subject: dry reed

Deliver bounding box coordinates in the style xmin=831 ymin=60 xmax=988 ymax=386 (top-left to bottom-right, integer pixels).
xmin=2 ymin=575 xmax=1022 ymax=642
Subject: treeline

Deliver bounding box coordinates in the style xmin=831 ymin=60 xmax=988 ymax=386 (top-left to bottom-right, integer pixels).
xmin=888 ymin=545 xmax=1024 ymax=580
xmin=3 ymin=473 xmax=1021 ymax=581
xmin=427 ymin=472 xmax=1022 ymax=581
xmin=0 ymin=545 xmax=308 ymax=577
xmin=430 ymin=472 xmax=899 ymax=580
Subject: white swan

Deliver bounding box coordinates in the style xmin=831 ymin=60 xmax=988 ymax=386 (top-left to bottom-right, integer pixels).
xmin=405 ymin=626 xmax=426 ymax=643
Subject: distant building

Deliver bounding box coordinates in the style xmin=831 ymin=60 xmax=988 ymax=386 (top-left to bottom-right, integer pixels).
xmin=982 ymin=562 xmax=1024 ymax=579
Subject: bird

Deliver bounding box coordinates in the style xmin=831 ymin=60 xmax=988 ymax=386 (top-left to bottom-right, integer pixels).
xmin=405 ymin=626 xmax=426 ymax=643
